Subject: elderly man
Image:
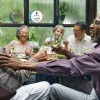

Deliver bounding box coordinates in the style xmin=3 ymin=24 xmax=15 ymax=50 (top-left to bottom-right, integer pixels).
xmin=0 ymin=49 xmax=50 ymax=100
xmin=0 ymin=13 xmax=100 ymax=100
xmin=67 ymin=21 xmax=95 ymax=55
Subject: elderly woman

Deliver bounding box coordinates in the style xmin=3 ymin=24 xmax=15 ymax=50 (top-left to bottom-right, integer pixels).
xmin=37 ymin=24 xmax=65 ymax=84
xmin=5 ymin=25 xmax=37 ymax=85
xmin=5 ymin=25 xmax=33 ymax=57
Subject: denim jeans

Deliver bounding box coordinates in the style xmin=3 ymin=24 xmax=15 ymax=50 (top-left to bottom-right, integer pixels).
xmin=36 ymin=74 xmax=59 ymax=84
xmin=50 ymin=84 xmax=99 ymax=100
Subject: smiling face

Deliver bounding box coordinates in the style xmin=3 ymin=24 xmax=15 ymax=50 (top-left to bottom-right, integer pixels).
xmin=54 ymin=25 xmax=64 ymax=40
xmin=73 ymin=25 xmax=85 ymax=41
xmin=90 ymin=14 xmax=100 ymax=43
xmin=54 ymin=28 xmax=64 ymax=40
xmin=18 ymin=27 xmax=29 ymax=43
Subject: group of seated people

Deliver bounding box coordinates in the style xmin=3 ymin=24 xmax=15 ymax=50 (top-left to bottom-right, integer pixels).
xmin=0 ymin=13 xmax=100 ymax=100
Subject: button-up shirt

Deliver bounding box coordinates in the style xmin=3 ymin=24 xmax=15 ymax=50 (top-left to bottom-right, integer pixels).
xmin=36 ymin=43 xmax=100 ymax=97
xmin=67 ymin=34 xmax=95 ymax=55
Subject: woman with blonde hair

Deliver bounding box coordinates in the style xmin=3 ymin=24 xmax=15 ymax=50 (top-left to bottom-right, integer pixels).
xmin=37 ymin=24 xmax=65 ymax=84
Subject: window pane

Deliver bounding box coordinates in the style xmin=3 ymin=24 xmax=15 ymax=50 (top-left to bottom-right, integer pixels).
xmin=29 ymin=0 xmax=54 ymax=23
xmin=29 ymin=27 xmax=53 ymax=47
xmin=29 ymin=27 xmax=73 ymax=47
xmin=59 ymin=0 xmax=86 ymax=24
xmin=0 ymin=27 xmax=17 ymax=47
xmin=0 ymin=0 xmax=24 ymax=24
xmin=64 ymin=27 xmax=73 ymax=39
xmin=97 ymin=0 xmax=100 ymax=14
xmin=0 ymin=26 xmax=73 ymax=47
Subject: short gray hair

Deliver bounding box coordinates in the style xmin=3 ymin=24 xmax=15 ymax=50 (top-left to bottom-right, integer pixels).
xmin=16 ymin=25 xmax=29 ymax=40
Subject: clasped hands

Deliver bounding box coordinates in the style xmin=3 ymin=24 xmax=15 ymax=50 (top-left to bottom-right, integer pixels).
xmin=0 ymin=50 xmax=47 ymax=70
xmin=0 ymin=44 xmax=71 ymax=70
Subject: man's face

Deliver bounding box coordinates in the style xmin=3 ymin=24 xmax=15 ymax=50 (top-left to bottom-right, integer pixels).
xmin=90 ymin=14 xmax=100 ymax=43
xmin=73 ymin=25 xmax=85 ymax=40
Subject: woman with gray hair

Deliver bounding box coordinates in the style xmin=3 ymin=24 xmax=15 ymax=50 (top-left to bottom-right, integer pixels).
xmin=5 ymin=25 xmax=32 ymax=56
xmin=37 ymin=24 xmax=65 ymax=84
xmin=5 ymin=25 xmax=36 ymax=85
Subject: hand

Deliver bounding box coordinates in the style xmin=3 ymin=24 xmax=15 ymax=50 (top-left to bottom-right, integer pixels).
xmin=0 ymin=54 xmax=25 ymax=70
xmin=51 ymin=45 xmax=71 ymax=59
xmin=51 ymin=45 xmax=65 ymax=55
xmin=33 ymin=50 xmax=47 ymax=62
xmin=25 ymin=48 xmax=31 ymax=56
xmin=63 ymin=40 xmax=69 ymax=50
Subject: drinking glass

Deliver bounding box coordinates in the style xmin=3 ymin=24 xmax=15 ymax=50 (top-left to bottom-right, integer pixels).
xmin=50 ymin=35 xmax=62 ymax=59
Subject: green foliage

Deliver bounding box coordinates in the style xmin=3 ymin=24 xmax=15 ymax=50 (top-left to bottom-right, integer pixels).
xmin=0 ymin=27 xmax=17 ymax=47
xmin=29 ymin=27 xmax=53 ymax=46
xmin=59 ymin=2 xmax=69 ymax=22
xmin=29 ymin=2 xmax=53 ymax=23
xmin=0 ymin=0 xmax=24 ymax=23
xmin=0 ymin=0 xmax=85 ymax=47
xmin=59 ymin=1 xmax=84 ymax=23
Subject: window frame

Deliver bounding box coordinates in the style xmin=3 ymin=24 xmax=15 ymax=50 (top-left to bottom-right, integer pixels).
xmin=0 ymin=0 xmax=97 ymax=32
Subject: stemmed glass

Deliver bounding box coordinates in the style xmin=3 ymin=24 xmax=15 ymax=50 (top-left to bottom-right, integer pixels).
xmin=41 ymin=33 xmax=54 ymax=59
xmin=10 ymin=46 xmax=15 ymax=56
xmin=50 ymin=34 xmax=62 ymax=59
xmin=42 ymin=34 xmax=53 ymax=50
xmin=41 ymin=33 xmax=62 ymax=60
xmin=52 ymin=35 xmax=62 ymax=46
xmin=25 ymin=48 xmax=31 ymax=59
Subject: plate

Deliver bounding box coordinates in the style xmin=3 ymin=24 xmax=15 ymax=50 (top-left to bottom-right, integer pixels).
xmin=17 ymin=54 xmax=29 ymax=59
xmin=20 ymin=59 xmax=27 ymax=62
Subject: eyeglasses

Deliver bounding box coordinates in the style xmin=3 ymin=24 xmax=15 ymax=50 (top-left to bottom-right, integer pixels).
xmin=92 ymin=20 xmax=100 ymax=25
xmin=73 ymin=29 xmax=81 ymax=32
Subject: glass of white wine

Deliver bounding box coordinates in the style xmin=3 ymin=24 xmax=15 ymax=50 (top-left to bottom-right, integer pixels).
xmin=52 ymin=35 xmax=62 ymax=47
xmin=50 ymin=35 xmax=62 ymax=59
xmin=42 ymin=34 xmax=53 ymax=50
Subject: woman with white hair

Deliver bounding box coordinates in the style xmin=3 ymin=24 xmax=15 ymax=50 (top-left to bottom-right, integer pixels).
xmin=5 ymin=25 xmax=36 ymax=85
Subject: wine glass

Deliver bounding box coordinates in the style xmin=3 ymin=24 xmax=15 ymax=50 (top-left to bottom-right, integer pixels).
xmin=10 ymin=46 xmax=14 ymax=56
xmin=41 ymin=33 xmax=54 ymax=60
xmin=50 ymin=35 xmax=62 ymax=59
xmin=42 ymin=34 xmax=53 ymax=51
xmin=52 ymin=35 xmax=62 ymax=46
xmin=25 ymin=48 xmax=31 ymax=59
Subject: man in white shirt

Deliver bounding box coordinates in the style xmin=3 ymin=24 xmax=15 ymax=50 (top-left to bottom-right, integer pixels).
xmin=67 ymin=22 xmax=95 ymax=55
xmin=61 ymin=21 xmax=94 ymax=94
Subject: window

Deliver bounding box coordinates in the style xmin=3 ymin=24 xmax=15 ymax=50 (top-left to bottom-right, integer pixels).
xmin=0 ymin=0 xmax=90 ymax=47
xmin=0 ymin=27 xmax=17 ymax=47
xmin=29 ymin=0 xmax=54 ymax=23
xmin=97 ymin=0 xmax=100 ymax=14
xmin=0 ymin=0 xmax=24 ymax=24
xmin=59 ymin=0 xmax=86 ymax=24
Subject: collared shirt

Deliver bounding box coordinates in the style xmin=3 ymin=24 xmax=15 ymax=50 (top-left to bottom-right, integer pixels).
xmin=36 ymin=43 xmax=100 ymax=97
xmin=67 ymin=34 xmax=95 ymax=55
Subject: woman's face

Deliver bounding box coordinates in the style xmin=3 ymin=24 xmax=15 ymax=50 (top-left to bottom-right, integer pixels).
xmin=54 ymin=28 xmax=64 ymax=40
xmin=18 ymin=28 xmax=29 ymax=42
